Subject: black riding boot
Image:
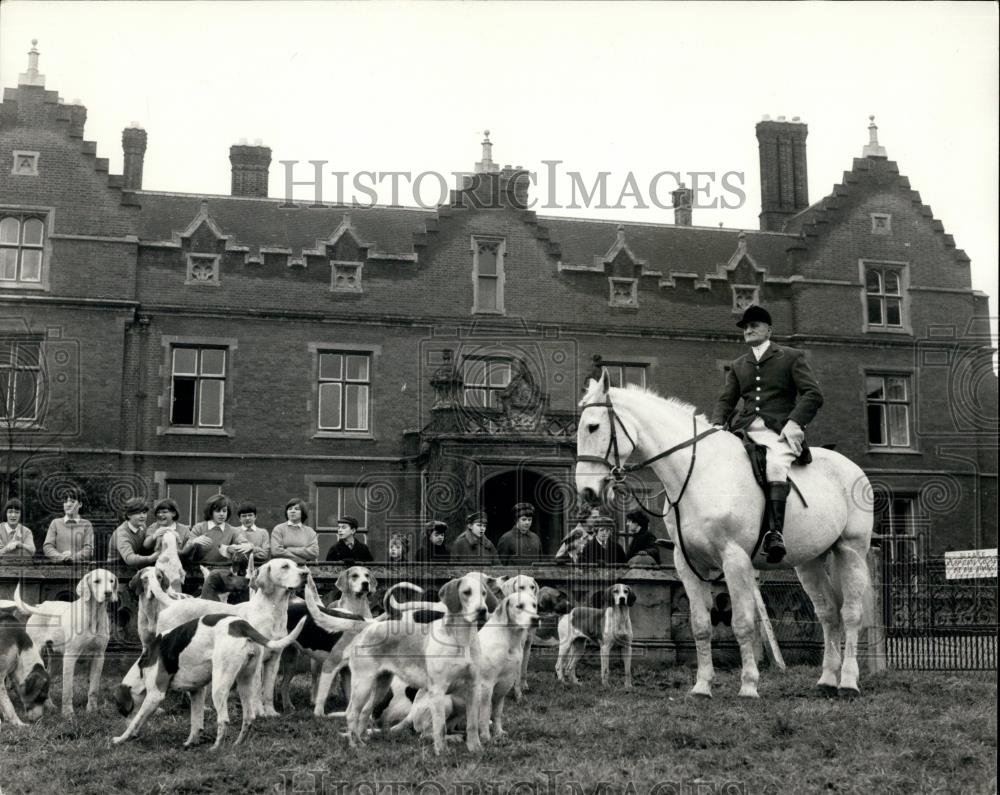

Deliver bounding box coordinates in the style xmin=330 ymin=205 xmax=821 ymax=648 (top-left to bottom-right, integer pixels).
xmin=763 ymin=481 xmax=790 ymax=564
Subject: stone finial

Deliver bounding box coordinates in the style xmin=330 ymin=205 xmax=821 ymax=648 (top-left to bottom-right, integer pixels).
xmin=863 ymin=114 xmax=887 ymax=158
xmin=19 ymin=39 xmax=46 ymax=87
xmin=475 ymin=129 xmax=499 ymax=174
xmin=616 ymin=223 xmax=626 ymax=243
xmin=737 ymin=230 xmax=747 ymax=254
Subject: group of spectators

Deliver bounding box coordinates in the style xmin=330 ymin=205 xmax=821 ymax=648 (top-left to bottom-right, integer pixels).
xmin=0 ymin=489 xmax=667 ymax=571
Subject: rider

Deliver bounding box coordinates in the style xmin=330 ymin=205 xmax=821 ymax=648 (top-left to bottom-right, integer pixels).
xmin=710 ymin=305 xmax=823 ymax=563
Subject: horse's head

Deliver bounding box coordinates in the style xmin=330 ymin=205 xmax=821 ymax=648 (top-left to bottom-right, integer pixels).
xmin=575 ymin=371 xmax=637 ymax=507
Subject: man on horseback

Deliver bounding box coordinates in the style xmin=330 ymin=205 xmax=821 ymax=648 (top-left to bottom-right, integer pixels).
xmin=711 ymin=305 xmax=824 ymax=564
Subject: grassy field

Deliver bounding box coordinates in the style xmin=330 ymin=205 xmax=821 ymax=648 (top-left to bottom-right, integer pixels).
xmin=0 ymin=656 xmax=996 ymax=795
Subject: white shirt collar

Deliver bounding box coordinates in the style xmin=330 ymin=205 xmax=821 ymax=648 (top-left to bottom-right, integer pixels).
xmin=751 ymin=340 xmax=771 ymax=361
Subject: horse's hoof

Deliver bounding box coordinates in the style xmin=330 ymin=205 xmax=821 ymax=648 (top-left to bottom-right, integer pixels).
xmin=689 ymin=691 xmax=712 ymax=700
xmin=816 ymin=684 xmax=838 ymax=698
xmin=837 ymin=687 xmax=861 ymax=699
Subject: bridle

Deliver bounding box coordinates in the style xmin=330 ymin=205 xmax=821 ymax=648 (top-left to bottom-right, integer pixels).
xmin=576 ymin=395 xmax=723 ymax=583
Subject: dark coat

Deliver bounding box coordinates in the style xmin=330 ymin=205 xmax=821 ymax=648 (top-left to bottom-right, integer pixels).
xmin=414 ymin=542 xmax=451 ymax=563
xmin=450 ymin=530 xmax=500 ymax=565
xmin=625 ymin=529 xmax=661 ymax=564
xmin=325 ymin=538 xmax=374 ymax=563
xmin=496 ymin=527 xmax=543 ymax=564
xmin=711 ymin=343 xmax=823 ymax=434
xmin=581 ymin=537 xmax=626 ymax=566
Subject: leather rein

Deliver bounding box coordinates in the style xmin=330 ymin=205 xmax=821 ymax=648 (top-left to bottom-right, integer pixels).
xmin=576 ymin=398 xmax=723 ymax=584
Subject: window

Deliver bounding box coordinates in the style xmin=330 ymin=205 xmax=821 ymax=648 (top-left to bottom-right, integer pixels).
xmin=185 ymin=254 xmax=220 ymax=285
xmin=463 ymin=357 xmax=511 ymax=409
xmin=609 ymin=277 xmax=638 ymax=308
xmin=864 ymin=264 xmax=905 ymax=329
xmin=170 ymin=347 xmax=226 ymax=428
xmin=0 ymin=338 xmax=41 ymax=424
xmin=0 ymin=212 xmax=45 ymax=284
xmin=602 ymin=363 xmax=647 ymax=389
xmin=732 ymin=285 xmax=759 ymax=313
xmin=331 ymin=261 xmax=363 ymax=293
xmin=866 ymin=373 xmax=912 ymax=449
xmin=315 ymin=484 xmax=370 ymax=555
xmin=166 ymin=481 xmax=224 ymax=527
xmin=318 ymin=351 xmax=371 ymax=431
xmin=873 ymin=489 xmax=920 ymax=560
xmin=11 ymin=151 xmax=39 ymax=177
xmin=472 ymin=237 xmax=505 ymax=314
xmin=871 ymin=213 xmax=892 ymax=235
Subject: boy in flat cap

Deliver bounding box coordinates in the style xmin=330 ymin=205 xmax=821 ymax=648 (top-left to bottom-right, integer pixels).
xmin=497 ymin=502 xmax=543 ymax=565
xmin=711 ymin=305 xmax=824 ymax=563
xmin=325 ymin=514 xmax=373 ymax=563
xmin=451 ymin=511 xmax=500 ymax=565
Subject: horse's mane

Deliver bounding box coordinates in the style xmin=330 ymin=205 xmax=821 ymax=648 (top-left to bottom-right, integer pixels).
xmin=580 ymin=379 xmax=710 ymax=425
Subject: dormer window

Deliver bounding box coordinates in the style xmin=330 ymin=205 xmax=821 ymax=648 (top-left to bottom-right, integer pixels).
xmin=609 ymin=277 xmax=638 ymax=308
xmin=185 ymin=254 xmax=220 ymax=286
xmin=11 ymin=151 xmax=39 ymax=177
xmin=0 ymin=212 xmax=45 ymax=285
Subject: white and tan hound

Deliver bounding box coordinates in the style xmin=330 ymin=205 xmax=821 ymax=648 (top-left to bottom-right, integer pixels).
xmin=556 ymin=583 xmax=635 ymax=690
xmin=127 ymin=567 xmax=181 ymax=654
xmin=495 ymin=575 xmax=539 ymax=700
xmin=0 ymin=618 xmax=50 ymax=727
xmin=112 ymin=613 xmax=306 ymax=748
xmin=154 ymin=527 xmax=186 ymax=593
xmin=14 ymin=569 xmax=118 ymax=716
xmin=344 ymin=572 xmax=491 ymax=755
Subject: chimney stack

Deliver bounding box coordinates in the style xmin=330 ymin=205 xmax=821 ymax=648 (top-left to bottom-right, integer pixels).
xmin=756 ymin=116 xmax=809 ymax=232
xmin=122 ymin=123 xmax=147 ymax=190
xmin=670 ymin=183 xmax=692 ymax=226
xmin=229 ymin=141 xmax=271 ymax=198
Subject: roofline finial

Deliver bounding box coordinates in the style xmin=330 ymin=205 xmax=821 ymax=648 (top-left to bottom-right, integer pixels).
xmin=19 ymin=38 xmax=46 ymax=87
xmin=863 ymin=114 xmax=887 ymax=158
xmin=475 ymin=129 xmax=498 ymax=174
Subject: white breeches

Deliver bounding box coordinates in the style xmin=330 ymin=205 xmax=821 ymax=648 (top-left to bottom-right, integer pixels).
xmin=746 ymin=418 xmax=797 ymax=483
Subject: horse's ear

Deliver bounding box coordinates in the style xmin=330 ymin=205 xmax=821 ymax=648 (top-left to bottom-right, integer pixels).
xmin=599 ymin=369 xmax=611 ymax=393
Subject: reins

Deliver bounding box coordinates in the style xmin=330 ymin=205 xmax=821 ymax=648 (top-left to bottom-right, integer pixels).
xmin=577 ymin=397 xmax=724 ymax=584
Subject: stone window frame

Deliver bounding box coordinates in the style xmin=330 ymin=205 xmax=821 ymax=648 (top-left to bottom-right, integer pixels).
xmin=307 ymin=342 xmax=380 ymax=440
xmin=860 ymin=259 xmax=912 ymax=335
xmin=0 ymin=336 xmax=44 ymax=428
xmin=185 ymin=253 xmax=221 ymax=286
xmin=11 ymin=151 xmax=39 ymax=177
xmin=471 ymin=236 xmax=506 ymax=315
xmin=157 ymin=334 xmax=238 ymax=437
xmin=0 ymin=205 xmax=52 ymax=291
xmin=304 ymin=477 xmax=372 ymax=558
xmin=862 ymin=368 xmax=919 ymax=454
xmin=331 ymin=260 xmax=364 ymax=293
xmin=152 ymin=474 xmax=230 ymax=527
xmin=870 ymin=213 xmax=892 ymax=235
xmin=608 ymin=277 xmax=638 ymax=308
xmin=731 ymin=284 xmax=760 ymax=313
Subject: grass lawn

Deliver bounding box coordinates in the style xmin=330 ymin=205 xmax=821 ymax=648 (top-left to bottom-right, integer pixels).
xmin=1 ymin=656 xmax=996 ymax=795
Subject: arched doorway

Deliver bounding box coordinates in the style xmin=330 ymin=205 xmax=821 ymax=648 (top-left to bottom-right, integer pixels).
xmin=479 ymin=468 xmax=568 ymax=556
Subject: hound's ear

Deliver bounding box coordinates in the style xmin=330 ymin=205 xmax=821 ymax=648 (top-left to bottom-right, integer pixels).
xmin=369 ymin=573 xmax=378 ymax=593
xmin=23 ymin=664 xmax=49 ymax=704
xmin=438 ymin=579 xmax=462 ymax=613
xmin=483 ymin=584 xmax=500 ymax=614
xmin=503 ymin=596 xmax=516 ymax=625
xmin=76 ymin=572 xmax=93 ymax=602
xmin=199 ymin=565 xmax=211 ymax=581
xmin=334 ymin=569 xmax=349 ymax=594
xmin=589 ymin=589 xmax=605 ymax=609
xmin=626 ymin=588 xmax=637 ymax=607
xmin=254 ymin=563 xmax=274 ymax=593
xmin=127 ymin=571 xmax=143 ymax=596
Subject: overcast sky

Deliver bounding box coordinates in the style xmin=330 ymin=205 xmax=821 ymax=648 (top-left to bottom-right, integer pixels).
xmin=1 ymin=1 xmax=997 ymax=334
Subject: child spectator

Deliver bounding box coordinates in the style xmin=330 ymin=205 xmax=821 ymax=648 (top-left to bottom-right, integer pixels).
xmin=42 ymin=487 xmax=94 ymax=563
xmin=0 ymin=498 xmax=35 ymax=559
xmin=271 ymin=498 xmax=319 ymax=564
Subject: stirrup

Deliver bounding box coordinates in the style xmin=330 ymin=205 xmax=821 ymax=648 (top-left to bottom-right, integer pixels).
xmin=763 ymin=531 xmax=786 ymax=563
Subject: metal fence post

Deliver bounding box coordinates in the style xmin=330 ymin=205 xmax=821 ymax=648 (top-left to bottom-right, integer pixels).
xmin=865 ymin=547 xmax=887 ymax=673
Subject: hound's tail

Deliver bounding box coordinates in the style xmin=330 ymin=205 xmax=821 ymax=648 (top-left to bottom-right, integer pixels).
xmin=384 ymin=582 xmax=427 ymax=618
xmin=146 ymin=567 xmax=179 ymax=609
xmin=303 ymin=574 xmax=370 ymax=633
xmin=751 ymin=576 xmax=786 ymax=671
xmin=11 ymin=585 xmax=48 ymax=618
xmin=227 ymin=616 xmax=307 ymax=650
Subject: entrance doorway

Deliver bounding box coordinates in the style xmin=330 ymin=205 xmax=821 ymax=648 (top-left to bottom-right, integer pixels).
xmin=479 ymin=469 xmax=568 ymax=556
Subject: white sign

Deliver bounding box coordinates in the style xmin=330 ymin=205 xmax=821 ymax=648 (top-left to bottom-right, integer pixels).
xmin=944 ymin=548 xmax=998 ymax=580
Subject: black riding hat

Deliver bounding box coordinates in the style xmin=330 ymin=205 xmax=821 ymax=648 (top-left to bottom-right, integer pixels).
xmin=736 ymin=305 xmax=772 ymax=328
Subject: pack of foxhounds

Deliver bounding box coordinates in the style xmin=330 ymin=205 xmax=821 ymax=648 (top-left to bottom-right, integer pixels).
xmin=1 ymin=556 xmax=635 ymax=756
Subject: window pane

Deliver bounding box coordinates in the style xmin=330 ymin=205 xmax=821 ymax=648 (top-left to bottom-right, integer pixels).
xmin=865 ymin=376 xmax=885 ymax=400
xmin=465 ymin=388 xmax=487 ymax=407
xmin=607 ymin=366 xmax=624 ymax=388
xmin=0 ymin=218 xmax=18 ymax=244
xmin=624 ymin=366 xmax=646 ymax=387
xmin=346 ymin=354 xmax=369 ymax=382
xmin=345 ymin=486 xmax=367 ymax=529
xmin=173 ymin=348 xmax=198 ymax=375
xmin=199 ymin=379 xmax=223 ymax=427
xmin=171 ymin=377 xmax=196 ymax=425
xmin=316 ymin=486 xmax=342 ymax=530
xmin=200 ymin=348 xmax=226 ymax=376
xmin=886 ymin=298 xmax=902 ymax=327
xmin=891 ymin=499 xmax=913 ymax=534
xmin=345 ymin=384 xmax=369 ymax=431
xmin=167 ymin=484 xmax=193 ymax=527
xmin=0 ymin=249 xmax=17 ymax=280
xmin=489 ymin=362 xmax=511 ymax=387
xmin=477 ymin=245 xmax=497 ymax=276
xmin=22 ymin=219 xmax=44 ymax=246
xmin=14 ymin=343 xmax=40 ymax=368
xmin=464 ymin=360 xmax=487 ymax=386
xmin=478 ymin=277 xmax=498 ymax=311
xmin=865 ymin=269 xmax=882 ymax=293
xmin=11 ymin=370 xmax=37 ymax=419
xmin=888 ymin=404 xmax=910 ymax=447
xmin=19 ymin=250 xmax=42 ymax=282
xmin=886 ymin=376 xmax=907 ymax=401
xmin=867 ymin=296 xmax=883 ymax=325
xmin=884 ymin=271 xmax=900 ymax=295
xmin=318 ymin=382 xmax=342 ymax=429
xmin=195 ymin=484 xmax=224 ymax=518
xmin=319 ymin=353 xmax=343 ymax=381
xmin=867 ymin=404 xmax=885 ymax=445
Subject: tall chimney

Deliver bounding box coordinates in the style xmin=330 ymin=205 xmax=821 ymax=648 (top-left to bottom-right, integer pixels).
xmin=229 ymin=140 xmax=271 ymax=198
xmin=122 ymin=123 xmax=147 ymax=190
xmin=670 ymin=183 xmax=692 ymax=226
xmin=756 ymin=116 xmax=808 ymax=232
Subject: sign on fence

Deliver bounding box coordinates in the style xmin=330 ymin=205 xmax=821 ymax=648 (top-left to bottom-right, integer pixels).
xmin=944 ymin=549 xmax=998 ymax=580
